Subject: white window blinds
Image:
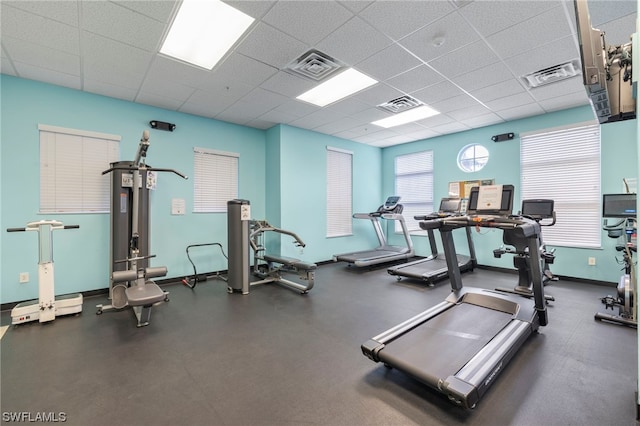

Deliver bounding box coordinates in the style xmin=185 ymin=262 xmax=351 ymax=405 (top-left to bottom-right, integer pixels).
xmin=395 ymin=150 xmax=434 ymax=232
xmin=39 ymin=125 xmax=120 ymax=214
xmin=326 ymin=147 xmax=353 ymax=237
xmin=520 ymin=122 xmax=601 ymax=248
xmin=193 ymin=147 xmax=239 ymax=213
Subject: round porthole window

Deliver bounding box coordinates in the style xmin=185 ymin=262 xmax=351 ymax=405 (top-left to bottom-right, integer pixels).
xmin=457 ymin=144 xmax=489 ymax=172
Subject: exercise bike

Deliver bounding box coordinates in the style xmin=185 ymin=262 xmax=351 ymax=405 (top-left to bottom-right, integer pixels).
xmin=595 ymin=193 xmax=637 ymax=328
xmin=494 ymin=199 xmax=557 ymax=302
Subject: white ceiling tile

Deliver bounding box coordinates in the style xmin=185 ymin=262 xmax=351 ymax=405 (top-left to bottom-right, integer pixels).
xmin=399 ymin=12 xmax=480 ymax=63
xmin=262 ymin=1 xmax=353 ymax=45
xmin=450 ymin=61 xmax=515 ymax=92
xmin=470 ymin=79 xmax=526 ymax=103
xmin=428 ymin=40 xmax=500 ymax=78
xmin=13 ymin=62 xmax=81 ymax=90
xmin=83 ymin=79 xmax=137 ymax=101
xmin=257 ymin=109 xmax=299 ymax=125
xmin=316 ymin=16 xmax=392 ymax=65
xmin=259 ymin=71 xmax=315 ymax=98
xmin=350 ymin=82 xmax=404 ymax=106
xmin=338 ymin=1 xmax=373 ymax=14
xmin=212 ymin=53 xmax=278 ymax=88
xmin=272 ymin=100 xmax=319 ymax=118
xmin=236 ymin=23 xmax=308 ymax=68
xmin=81 ymin=1 xmax=166 ymax=52
xmin=3 ymin=0 xmax=79 ymax=26
xmin=314 ymin=117 xmax=361 ymax=134
xmin=112 ymin=0 xmax=177 ymax=23
xmin=458 ymin=113 xmax=505 ymax=128
xmin=358 ymin=0 xmax=455 ymax=41
xmin=486 ymin=92 xmax=537 ymax=112
xmin=486 ymin=5 xmax=573 ymax=59
xmin=447 ymin=105 xmax=493 ymax=121
xmin=240 ymin=87 xmax=290 ymax=110
xmin=538 ymin=91 xmax=590 ymax=112
xmin=496 ymin=103 xmax=545 ymax=121
xmin=136 ymin=91 xmax=188 ymax=111
xmin=431 ymin=94 xmax=482 ymax=114
xmin=505 ymin=35 xmax=579 ymax=77
xmin=402 ymin=127 xmax=441 ymax=141
xmin=412 ymin=81 xmax=464 ymax=105
xmin=324 ymin=97 xmax=371 ymax=117
xmin=1 ymin=4 xmax=80 ymax=54
xmin=82 ymin=32 xmax=153 ymax=89
xmin=459 ymin=1 xmax=559 ymax=38
xmin=180 ymin=89 xmax=235 ymax=118
xmin=245 ymin=118 xmax=277 ymax=130
xmin=528 ymin=77 xmax=585 ymax=101
xmin=429 ymin=121 xmax=470 ymax=135
xmin=417 ymin=114 xmax=455 ymax=128
xmin=356 ymin=44 xmax=422 ymax=81
xmin=138 ymin=75 xmax=197 ymax=105
xmin=386 ymin=65 xmax=444 ymax=94
xmin=145 ymin=56 xmax=210 ymax=89
xmin=596 ymin=14 xmax=636 ymax=46
xmin=2 ymin=36 xmax=80 ymax=76
xmin=289 ymin=109 xmax=344 ymax=130
xmin=348 ymin=107 xmax=394 ymax=125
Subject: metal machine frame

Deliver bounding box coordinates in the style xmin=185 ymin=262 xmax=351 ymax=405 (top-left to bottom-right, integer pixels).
xmin=7 ymin=220 xmax=82 ymax=325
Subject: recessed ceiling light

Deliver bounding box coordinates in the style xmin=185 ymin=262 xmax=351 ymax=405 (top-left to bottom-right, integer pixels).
xmin=371 ymin=105 xmax=440 ymax=128
xmin=296 ymin=68 xmax=377 ymax=107
xmin=160 ymin=0 xmax=254 ymax=70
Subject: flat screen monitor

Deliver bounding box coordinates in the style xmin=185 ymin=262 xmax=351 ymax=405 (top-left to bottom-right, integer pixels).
xmin=602 ymin=193 xmax=636 ymax=218
xmin=521 ymin=199 xmax=554 ymax=219
xmin=439 ymin=198 xmax=461 ymax=213
xmin=467 ymin=185 xmax=514 ymax=216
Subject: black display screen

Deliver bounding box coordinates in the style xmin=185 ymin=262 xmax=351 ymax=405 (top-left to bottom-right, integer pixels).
xmin=602 ymin=193 xmax=637 ymax=218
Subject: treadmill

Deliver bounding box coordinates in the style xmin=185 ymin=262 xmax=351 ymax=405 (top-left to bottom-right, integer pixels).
xmin=333 ymin=196 xmax=414 ymax=267
xmin=387 ymin=197 xmax=476 ymax=286
xmin=361 ymin=185 xmax=549 ymax=409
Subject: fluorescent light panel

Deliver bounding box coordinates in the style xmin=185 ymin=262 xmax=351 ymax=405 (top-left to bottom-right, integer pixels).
xmin=160 ymin=0 xmax=254 ymax=70
xmin=372 ymin=105 xmax=440 ymax=128
xmin=296 ymin=68 xmax=377 ymax=107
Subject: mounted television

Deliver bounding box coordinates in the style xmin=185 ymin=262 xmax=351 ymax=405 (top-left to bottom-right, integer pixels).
xmin=574 ymin=0 xmax=635 ymax=123
xmin=602 ymin=193 xmax=637 ymax=218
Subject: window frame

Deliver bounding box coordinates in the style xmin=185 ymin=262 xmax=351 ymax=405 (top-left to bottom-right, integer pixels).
xmin=394 ymin=150 xmax=434 ymax=232
xmin=457 ymin=143 xmax=489 ymax=172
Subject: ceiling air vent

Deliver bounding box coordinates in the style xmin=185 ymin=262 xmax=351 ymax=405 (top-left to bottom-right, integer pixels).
xmin=285 ymin=49 xmax=345 ymax=81
xmin=522 ymin=59 xmax=581 ymax=88
xmin=377 ymin=95 xmax=424 ymax=114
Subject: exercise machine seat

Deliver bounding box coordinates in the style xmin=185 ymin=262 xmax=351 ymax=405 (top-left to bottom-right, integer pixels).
xmin=125 ymin=282 xmax=165 ymax=307
xmin=263 ymin=254 xmax=316 ymax=271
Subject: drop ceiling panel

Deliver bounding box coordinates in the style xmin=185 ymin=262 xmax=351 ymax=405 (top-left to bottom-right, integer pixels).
xmin=386 ymin=65 xmax=444 ymax=94
xmin=82 ymin=1 xmax=166 ymax=52
xmin=1 ymin=5 xmax=80 ymax=54
xmin=136 ymin=91 xmax=188 ymax=111
xmin=316 ymin=17 xmax=392 ymax=65
xmin=485 ymin=92 xmax=537 ymax=112
xmin=15 ymin=63 xmax=81 ymax=90
xmin=504 ymin=35 xmax=580 ymax=77
xmin=451 ymin=61 xmax=516 ymax=92
xmin=399 ymin=12 xmax=480 ymax=63
xmin=470 ymin=79 xmax=527 ymax=104
xmin=112 ymin=0 xmax=177 ymax=23
xmin=2 ymin=36 xmax=80 ymax=76
xmin=262 ymin=1 xmax=353 ymax=45
xmin=458 ymin=1 xmax=560 ymax=38
xmin=412 ymin=80 xmax=465 ymax=105
xmin=356 ymin=44 xmax=422 ymax=81
xmin=223 ymin=1 xmax=277 ymax=20
xmin=4 ymin=0 xmax=79 ymax=26
xmin=528 ymin=77 xmax=585 ymax=101
xmin=211 ymin=53 xmax=279 ymax=88
xmin=427 ymin=40 xmax=501 ymax=78
xmin=538 ymin=91 xmax=589 ymax=112
xmin=497 ymin=103 xmax=545 ymax=121
xmin=358 ymin=0 xmax=455 ymax=41
xmin=83 ymin=79 xmax=137 ymax=101
xmin=236 ymin=23 xmax=308 ymax=69
xmin=459 ymin=113 xmax=505 ymax=128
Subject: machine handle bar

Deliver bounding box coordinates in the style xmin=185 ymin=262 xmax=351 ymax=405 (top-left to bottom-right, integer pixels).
xmin=7 ymin=223 xmax=80 ymax=232
xmin=114 ymin=254 xmax=156 ymax=264
xmin=102 ymin=165 xmax=188 ymax=180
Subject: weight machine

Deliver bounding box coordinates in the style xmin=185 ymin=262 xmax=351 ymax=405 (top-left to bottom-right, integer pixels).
xmin=96 ymin=131 xmax=187 ymax=327
xmin=7 ymin=220 xmax=82 ymax=325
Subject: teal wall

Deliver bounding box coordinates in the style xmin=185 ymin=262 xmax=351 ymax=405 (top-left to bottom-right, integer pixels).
xmin=382 ymin=106 xmax=637 ymax=283
xmin=1 ymin=72 xmax=637 ymax=304
xmin=1 ymin=75 xmax=267 ymax=304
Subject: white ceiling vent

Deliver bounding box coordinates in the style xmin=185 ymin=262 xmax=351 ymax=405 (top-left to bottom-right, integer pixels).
xmin=377 ymin=95 xmax=424 ymax=114
xmin=522 ymin=60 xmax=582 ymax=88
xmin=285 ymin=49 xmax=345 ymax=81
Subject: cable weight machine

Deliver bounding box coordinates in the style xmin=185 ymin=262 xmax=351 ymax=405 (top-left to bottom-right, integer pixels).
xmin=96 ymin=130 xmax=187 ymax=327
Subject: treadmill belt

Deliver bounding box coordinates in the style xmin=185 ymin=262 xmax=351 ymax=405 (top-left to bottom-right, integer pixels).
xmin=378 ymin=303 xmax=513 ymax=385
xmin=337 ymin=250 xmax=400 ymax=262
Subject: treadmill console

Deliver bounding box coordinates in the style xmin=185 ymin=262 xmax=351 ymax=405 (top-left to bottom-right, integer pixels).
xmin=381 ymin=196 xmax=401 ymax=211
xmin=521 ymin=199 xmax=554 ymax=221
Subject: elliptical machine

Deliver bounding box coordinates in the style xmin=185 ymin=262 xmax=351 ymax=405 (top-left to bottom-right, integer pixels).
xmin=494 ymin=199 xmax=557 ymax=302
xmin=595 ymin=193 xmax=637 ymax=328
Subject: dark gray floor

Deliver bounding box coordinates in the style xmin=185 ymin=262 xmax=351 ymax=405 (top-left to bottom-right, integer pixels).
xmin=1 ymin=263 xmax=637 ymax=426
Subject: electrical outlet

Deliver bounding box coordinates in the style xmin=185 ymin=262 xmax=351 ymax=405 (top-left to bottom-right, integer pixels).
xmin=19 ymin=272 xmax=29 ymax=283
xmin=588 ymin=257 xmax=596 ymax=266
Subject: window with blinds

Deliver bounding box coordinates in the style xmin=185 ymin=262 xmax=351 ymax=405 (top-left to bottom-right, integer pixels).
xmin=193 ymin=147 xmax=239 ymax=213
xmin=520 ymin=121 xmax=601 ymax=248
xmin=395 ymin=150 xmax=434 ymax=232
xmin=326 ymin=147 xmax=352 ymax=237
xmin=39 ymin=125 xmax=120 ymax=214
